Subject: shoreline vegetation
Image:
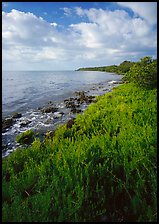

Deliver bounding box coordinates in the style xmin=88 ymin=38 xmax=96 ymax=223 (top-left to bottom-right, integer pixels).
xmin=76 ymin=60 xmax=135 ymax=74
xmin=2 ymin=56 xmax=157 ymax=222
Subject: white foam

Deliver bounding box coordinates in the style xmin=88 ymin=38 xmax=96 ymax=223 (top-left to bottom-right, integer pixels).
xmin=108 ymin=80 xmax=116 ymax=84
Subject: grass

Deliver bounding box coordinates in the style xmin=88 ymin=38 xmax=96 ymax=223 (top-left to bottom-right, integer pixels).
xmin=2 ymin=83 xmax=157 ymax=222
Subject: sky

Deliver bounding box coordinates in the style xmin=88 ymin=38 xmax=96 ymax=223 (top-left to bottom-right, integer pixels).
xmin=2 ymin=2 xmax=157 ymax=71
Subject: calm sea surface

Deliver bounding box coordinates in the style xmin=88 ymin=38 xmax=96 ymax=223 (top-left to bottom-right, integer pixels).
xmin=2 ymin=70 xmax=123 ymax=158
xmin=2 ymin=70 xmax=122 ymax=118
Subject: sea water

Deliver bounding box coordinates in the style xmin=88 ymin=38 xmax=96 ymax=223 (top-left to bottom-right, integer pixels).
xmin=2 ymin=70 xmax=123 ymax=157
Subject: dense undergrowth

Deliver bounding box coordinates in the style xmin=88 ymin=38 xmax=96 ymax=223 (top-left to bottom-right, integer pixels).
xmin=2 ymin=82 xmax=157 ymax=222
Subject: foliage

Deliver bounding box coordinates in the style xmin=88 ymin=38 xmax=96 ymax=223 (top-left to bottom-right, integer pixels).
xmin=16 ymin=129 xmax=35 ymax=145
xmin=2 ymin=83 xmax=157 ymax=222
xmin=117 ymin=61 xmax=135 ymax=74
xmin=123 ymin=56 xmax=157 ymax=89
xmin=77 ymin=60 xmax=134 ymax=74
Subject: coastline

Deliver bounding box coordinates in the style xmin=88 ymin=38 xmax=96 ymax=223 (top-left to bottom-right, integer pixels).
xmin=2 ymin=81 xmax=156 ymax=222
xmin=2 ymin=77 xmax=124 ymax=158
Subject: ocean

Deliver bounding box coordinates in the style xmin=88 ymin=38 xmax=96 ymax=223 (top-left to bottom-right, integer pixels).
xmin=2 ymin=70 xmax=123 ymax=157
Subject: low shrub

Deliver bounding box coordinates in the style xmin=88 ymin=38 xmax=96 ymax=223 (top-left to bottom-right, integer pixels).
xmin=2 ymin=83 xmax=157 ymax=222
xmin=16 ymin=129 xmax=35 ymax=145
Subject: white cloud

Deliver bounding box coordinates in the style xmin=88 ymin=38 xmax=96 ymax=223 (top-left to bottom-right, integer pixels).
xmin=50 ymin=22 xmax=57 ymax=27
xmin=75 ymin=7 xmax=85 ymax=16
xmin=117 ymin=2 xmax=157 ymax=25
xmin=62 ymin=7 xmax=72 ymax=16
xmin=2 ymin=5 xmax=157 ymax=70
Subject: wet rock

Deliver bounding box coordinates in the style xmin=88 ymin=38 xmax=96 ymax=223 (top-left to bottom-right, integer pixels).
xmin=2 ymin=144 xmax=7 ymax=151
xmin=66 ymin=118 xmax=75 ymax=129
xmin=75 ymin=103 xmax=80 ymax=107
xmin=20 ymin=120 xmax=32 ymax=127
xmin=12 ymin=112 xmax=22 ymax=119
xmin=41 ymin=107 xmax=58 ymax=113
xmin=48 ymin=101 xmax=54 ymax=105
xmin=87 ymin=95 xmax=96 ymax=103
xmin=76 ymin=93 xmax=96 ymax=104
xmin=64 ymin=97 xmax=75 ymax=103
xmin=70 ymin=108 xmax=82 ymax=114
xmin=75 ymin=91 xmax=87 ymax=96
xmin=65 ymin=101 xmax=76 ymax=109
xmin=90 ymin=87 xmax=97 ymax=90
xmin=2 ymin=117 xmax=14 ymax=132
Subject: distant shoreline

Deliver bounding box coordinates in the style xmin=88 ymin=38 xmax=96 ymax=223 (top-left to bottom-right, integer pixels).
xmin=76 ymin=60 xmax=135 ymax=74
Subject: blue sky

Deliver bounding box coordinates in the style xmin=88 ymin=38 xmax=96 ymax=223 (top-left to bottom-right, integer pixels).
xmin=2 ymin=2 xmax=134 ymax=30
xmin=2 ymin=2 xmax=157 ymax=70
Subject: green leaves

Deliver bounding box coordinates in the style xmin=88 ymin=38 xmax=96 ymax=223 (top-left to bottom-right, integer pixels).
xmin=16 ymin=129 xmax=36 ymax=145
xmin=123 ymin=56 xmax=157 ymax=89
xmin=2 ymin=83 xmax=157 ymax=222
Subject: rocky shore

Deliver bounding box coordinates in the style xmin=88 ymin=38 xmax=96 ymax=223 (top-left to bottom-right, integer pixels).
xmin=2 ymin=80 xmax=124 ymax=158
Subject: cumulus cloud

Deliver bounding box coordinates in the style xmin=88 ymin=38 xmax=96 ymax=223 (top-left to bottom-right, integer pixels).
xmin=2 ymin=5 xmax=157 ymax=70
xmin=117 ymin=2 xmax=157 ymax=25
xmin=2 ymin=10 xmax=64 ymax=65
xmin=71 ymin=7 xmax=156 ymax=52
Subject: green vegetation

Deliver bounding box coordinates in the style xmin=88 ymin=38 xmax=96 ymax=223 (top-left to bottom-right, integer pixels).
xmin=123 ymin=56 xmax=157 ymax=89
xmin=2 ymin=80 xmax=157 ymax=221
xmin=77 ymin=60 xmax=135 ymax=74
xmin=16 ymin=130 xmax=36 ymax=145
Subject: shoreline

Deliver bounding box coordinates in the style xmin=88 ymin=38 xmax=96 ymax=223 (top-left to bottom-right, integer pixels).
xmin=2 ymin=78 xmax=124 ymax=158
xmin=2 ymin=81 xmax=156 ymax=222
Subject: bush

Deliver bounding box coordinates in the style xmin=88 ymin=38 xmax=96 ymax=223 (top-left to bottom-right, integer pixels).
xmin=16 ymin=129 xmax=35 ymax=145
xmin=123 ymin=56 xmax=157 ymax=89
xmin=2 ymin=83 xmax=157 ymax=222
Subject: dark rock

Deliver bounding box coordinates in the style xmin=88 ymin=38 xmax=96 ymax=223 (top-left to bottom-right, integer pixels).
xmin=41 ymin=107 xmax=58 ymax=113
xmin=66 ymin=118 xmax=75 ymax=129
xmin=2 ymin=117 xmax=14 ymax=132
xmin=75 ymin=103 xmax=80 ymax=107
xmin=65 ymin=101 xmax=77 ymax=109
xmin=64 ymin=97 xmax=74 ymax=102
xmin=113 ymin=80 xmax=124 ymax=84
xmin=75 ymin=91 xmax=86 ymax=96
xmin=2 ymin=144 xmax=7 ymax=150
xmin=87 ymin=95 xmax=95 ymax=99
xmin=77 ymin=98 xmax=81 ymax=103
xmin=70 ymin=108 xmax=82 ymax=113
xmin=12 ymin=112 xmax=22 ymax=119
xmin=48 ymin=101 xmax=53 ymax=105
xmin=90 ymin=87 xmax=97 ymax=90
